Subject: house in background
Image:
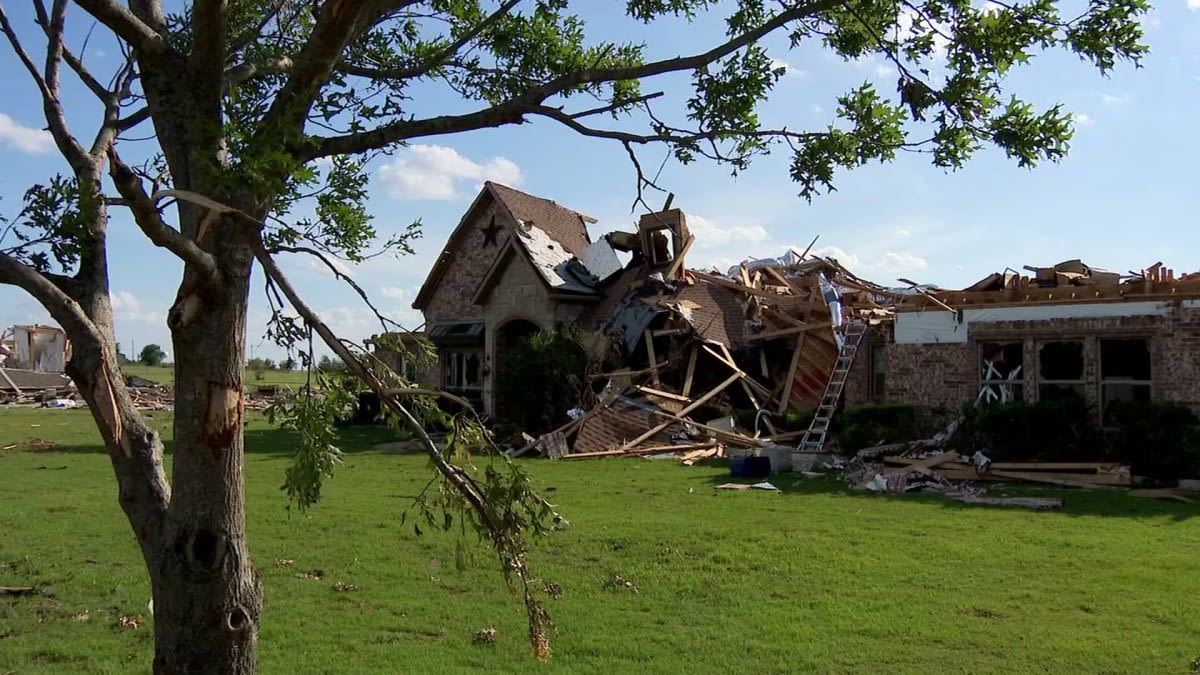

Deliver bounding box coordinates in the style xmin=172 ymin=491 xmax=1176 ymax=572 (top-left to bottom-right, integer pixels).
xmin=2 ymin=325 xmax=71 ymax=372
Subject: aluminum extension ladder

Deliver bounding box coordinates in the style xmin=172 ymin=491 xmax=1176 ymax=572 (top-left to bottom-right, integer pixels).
xmin=798 ymin=319 xmax=869 ymax=452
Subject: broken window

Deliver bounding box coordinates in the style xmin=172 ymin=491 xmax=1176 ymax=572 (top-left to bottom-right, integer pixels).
xmin=870 ymin=344 xmax=887 ymax=399
xmin=444 ymin=350 xmax=483 ymax=390
xmin=1100 ymin=338 xmax=1152 ymax=424
xmin=979 ymin=341 xmax=1024 ymax=404
xmin=1037 ymin=340 xmax=1085 ymax=401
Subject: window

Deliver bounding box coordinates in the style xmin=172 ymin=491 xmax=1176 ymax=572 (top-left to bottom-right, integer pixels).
xmin=444 ymin=350 xmax=482 ymax=390
xmin=870 ymin=344 xmax=887 ymax=399
xmin=1037 ymin=340 xmax=1085 ymax=401
xmin=1100 ymin=338 xmax=1151 ymax=424
xmin=979 ymin=341 xmax=1024 ymax=404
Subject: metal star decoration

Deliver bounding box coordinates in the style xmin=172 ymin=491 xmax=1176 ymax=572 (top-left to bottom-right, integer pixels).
xmin=480 ymin=216 xmax=502 ymax=247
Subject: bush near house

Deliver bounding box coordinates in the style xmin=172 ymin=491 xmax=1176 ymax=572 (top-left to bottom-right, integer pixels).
xmin=1107 ymin=401 xmax=1200 ymax=482
xmin=495 ymin=330 xmax=587 ymax=436
xmin=960 ymin=399 xmax=1200 ymax=482
xmin=835 ymin=404 xmax=928 ymax=452
xmin=960 ymin=398 xmax=1104 ymax=462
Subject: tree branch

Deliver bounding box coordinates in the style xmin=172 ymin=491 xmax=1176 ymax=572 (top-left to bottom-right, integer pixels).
xmin=0 ymin=3 xmax=90 ymax=170
xmin=339 ymin=0 xmax=524 ymax=81
xmin=71 ymin=0 xmax=167 ymax=55
xmin=301 ymin=0 xmax=839 ymax=160
xmin=107 ymin=150 xmax=221 ymax=280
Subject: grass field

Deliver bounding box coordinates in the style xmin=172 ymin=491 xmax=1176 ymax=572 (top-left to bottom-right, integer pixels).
xmin=2 ymin=408 xmax=1199 ymax=674
xmin=119 ymin=363 xmax=313 ymax=389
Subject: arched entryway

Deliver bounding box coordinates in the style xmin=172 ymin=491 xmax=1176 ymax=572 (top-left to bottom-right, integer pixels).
xmin=493 ymin=318 xmax=542 ymax=420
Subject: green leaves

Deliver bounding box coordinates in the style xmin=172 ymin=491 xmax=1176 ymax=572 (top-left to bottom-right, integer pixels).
xmin=1 ymin=176 xmax=91 ymax=274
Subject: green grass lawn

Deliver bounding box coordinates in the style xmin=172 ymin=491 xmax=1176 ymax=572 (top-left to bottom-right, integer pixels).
xmin=119 ymin=363 xmax=313 ymax=389
xmin=2 ymin=409 xmax=1199 ymax=674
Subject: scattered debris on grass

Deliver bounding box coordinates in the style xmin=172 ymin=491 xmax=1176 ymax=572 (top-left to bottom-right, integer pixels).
xmin=296 ymin=569 xmax=325 ymax=580
xmin=117 ymin=615 xmax=142 ymax=630
xmin=0 ymin=586 xmax=38 ymax=596
xmin=332 ymin=582 xmax=359 ymax=592
xmin=475 ymin=628 xmax=496 ymax=644
xmin=71 ymin=612 xmax=90 ymax=622
xmin=543 ymin=582 xmax=562 ymax=599
xmin=605 ymin=574 xmax=639 ymax=594
xmin=715 ymin=481 xmax=779 ymax=491
xmin=274 ymin=558 xmax=295 ymax=568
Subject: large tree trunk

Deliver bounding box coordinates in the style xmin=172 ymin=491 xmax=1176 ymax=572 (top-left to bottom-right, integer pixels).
xmin=149 ymin=228 xmax=261 ymax=673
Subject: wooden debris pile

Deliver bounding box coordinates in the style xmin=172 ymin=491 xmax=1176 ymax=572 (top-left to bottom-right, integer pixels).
xmin=907 ymin=258 xmax=1200 ymax=310
xmin=843 ymin=419 xmax=1132 ymax=494
xmin=516 ymin=246 xmax=901 ymax=461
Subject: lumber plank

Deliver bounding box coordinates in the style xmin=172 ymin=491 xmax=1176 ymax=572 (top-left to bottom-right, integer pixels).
xmin=689 ymin=270 xmax=781 ymax=298
xmin=682 ymin=344 xmax=699 ymax=398
xmin=1129 ymin=489 xmax=1195 ymax=504
xmin=633 ymin=385 xmax=691 ymax=402
xmin=618 ymin=372 xmax=743 ymax=451
xmin=883 ymin=458 xmax=1125 ymax=472
xmin=748 ymin=322 xmax=833 ymax=341
xmin=644 ymin=329 xmax=660 ymax=386
xmin=884 ymin=451 xmax=958 ymax=477
xmin=777 ymin=332 xmax=806 ymax=414
xmin=666 ymin=235 xmax=695 ymax=279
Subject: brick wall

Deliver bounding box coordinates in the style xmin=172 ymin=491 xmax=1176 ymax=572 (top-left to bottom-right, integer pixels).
xmin=883 ymin=341 xmax=977 ymax=411
xmin=883 ymin=305 xmax=1200 ymax=416
xmin=422 ymin=200 xmax=514 ymax=326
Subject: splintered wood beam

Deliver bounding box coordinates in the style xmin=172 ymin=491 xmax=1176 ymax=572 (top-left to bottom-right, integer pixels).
xmin=682 ymin=343 xmax=699 ymax=398
xmin=618 ymin=372 xmax=742 ymax=451
xmin=761 ymin=266 xmax=804 ymax=296
xmin=797 ymin=234 xmax=819 ymax=260
xmin=701 ymin=344 xmax=773 ymax=400
xmin=747 ymin=322 xmax=833 ymax=341
xmin=777 ymin=332 xmax=807 ymax=414
xmin=643 ymin=329 xmax=660 ymax=386
xmin=633 ymin=385 xmax=691 ymax=402
xmin=688 ymin=270 xmax=779 ymax=298
xmin=666 ymin=234 xmax=695 ymax=280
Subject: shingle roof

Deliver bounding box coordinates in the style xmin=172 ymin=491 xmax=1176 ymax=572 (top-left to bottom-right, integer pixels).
xmin=488 ymin=182 xmax=593 ymax=255
xmin=413 ymin=183 xmax=595 ymax=310
xmin=641 ymin=278 xmax=749 ymax=348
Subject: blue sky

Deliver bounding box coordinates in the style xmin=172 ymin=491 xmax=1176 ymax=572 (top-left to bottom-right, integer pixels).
xmin=1 ymin=3 xmax=1198 ymax=361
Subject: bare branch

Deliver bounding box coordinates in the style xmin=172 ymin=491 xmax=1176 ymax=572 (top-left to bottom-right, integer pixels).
xmin=71 ymin=0 xmax=167 ymax=55
xmin=107 ymin=150 xmax=221 ymax=279
xmin=268 ymin=244 xmax=409 ymax=335
xmin=0 ymin=4 xmax=90 ymax=169
xmin=224 ymin=56 xmax=294 ymax=86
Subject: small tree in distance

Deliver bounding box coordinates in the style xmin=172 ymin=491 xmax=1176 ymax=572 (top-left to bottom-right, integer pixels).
xmin=138 ymin=343 xmax=166 ymax=367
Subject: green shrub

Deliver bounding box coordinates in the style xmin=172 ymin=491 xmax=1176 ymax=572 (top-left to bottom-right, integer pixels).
xmin=1107 ymin=401 xmax=1200 ymax=482
xmin=494 ymin=330 xmax=587 ymax=435
xmin=960 ymin=397 xmax=1103 ymax=462
xmin=835 ymin=404 xmax=924 ymax=451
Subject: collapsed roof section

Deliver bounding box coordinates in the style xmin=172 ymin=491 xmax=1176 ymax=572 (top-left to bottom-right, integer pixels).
xmin=901 ymin=259 xmax=1200 ymax=311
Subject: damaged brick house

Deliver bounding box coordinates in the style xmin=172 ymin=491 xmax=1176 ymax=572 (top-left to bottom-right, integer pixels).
xmin=404 ymin=182 xmax=626 ymax=414
xmin=845 ymin=261 xmax=1200 ymax=423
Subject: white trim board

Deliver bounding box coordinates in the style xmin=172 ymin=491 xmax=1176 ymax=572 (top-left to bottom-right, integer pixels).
xmin=895 ymin=300 xmax=1200 ymax=345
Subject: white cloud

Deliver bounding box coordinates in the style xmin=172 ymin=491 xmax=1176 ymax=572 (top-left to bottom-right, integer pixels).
xmin=812 ymin=246 xmax=928 ymax=276
xmin=0 ymin=113 xmax=54 ymax=154
xmin=1073 ymin=112 xmax=1094 ymax=126
xmin=110 ymin=291 xmax=166 ymax=324
xmin=302 ymin=254 xmax=352 ymax=278
xmin=377 ymin=145 xmax=522 ymax=200
xmin=1101 ymin=93 xmax=1131 ymax=106
xmin=874 ymin=63 xmax=897 ymax=79
xmin=379 ymin=286 xmax=409 ymax=300
xmin=811 ymin=104 xmax=823 ymax=114
xmin=1189 ymin=0 xmax=1199 ymax=11
xmin=770 ymin=59 xmax=805 ymax=78
xmin=687 ymin=215 xmax=769 ymax=248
